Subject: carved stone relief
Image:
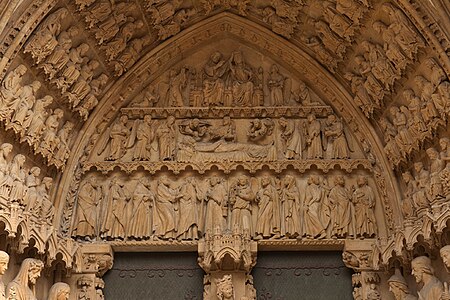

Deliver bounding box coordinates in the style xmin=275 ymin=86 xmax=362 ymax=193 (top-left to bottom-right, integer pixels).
xmin=1 ymin=0 xmax=450 ymax=298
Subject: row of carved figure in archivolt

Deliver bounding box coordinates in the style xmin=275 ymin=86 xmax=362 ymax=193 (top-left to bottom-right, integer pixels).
xmin=0 ymin=143 xmax=55 ymax=224
xmin=0 ymin=65 xmax=75 ymax=168
xmin=94 ymin=114 xmax=361 ymax=163
xmin=379 ymin=60 xmax=449 ymax=166
xmin=71 ymin=170 xmax=379 ymax=242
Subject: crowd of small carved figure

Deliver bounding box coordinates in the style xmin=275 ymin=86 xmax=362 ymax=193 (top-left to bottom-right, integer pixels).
xmin=380 ymin=67 xmax=449 ymax=166
xmin=0 ymin=65 xmax=74 ymax=169
xmin=98 ymin=113 xmax=354 ymax=163
xmin=401 ymin=138 xmax=450 ymax=220
xmin=72 ymin=173 xmax=377 ymax=242
xmin=0 ymin=143 xmax=54 ymax=224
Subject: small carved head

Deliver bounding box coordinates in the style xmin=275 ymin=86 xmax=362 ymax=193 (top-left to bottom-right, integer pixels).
xmin=0 ymin=251 xmax=9 ymax=275
xmin=357 ymin=176 xmax=368 ymax=187
xmin=411 ymin=256 xmax=434 ymax=283
xmin=440 ymin=245 xmax=450 ymax=268
xmin=0 ymin=143 xmax=13 ymax=156
xmin=210 ymin=51 xmax=222 ymax=63
xmin=30 ymin=166 xmax=41 ymax=176
xmin=16 ymin=64 xmax=27 ymax=75
xmin=48 ymin=282 xmax=70 ymax=300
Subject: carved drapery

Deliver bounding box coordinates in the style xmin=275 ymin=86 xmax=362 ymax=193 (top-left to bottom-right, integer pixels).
xmin=0 ymin=0 xmax=448 ymax=298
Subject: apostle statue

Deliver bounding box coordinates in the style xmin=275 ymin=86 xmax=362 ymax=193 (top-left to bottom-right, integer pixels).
xmin=6 ymin=258 xmax=44 ymax=300
xmin=329 ymin=175 xmax=354 ymax=238
xmin=255 ymin=176 xmax=280 ymax=239
xmin=280 ymin=175 xmax=300 ymax=238
xmin=153 ymin=175 xmax=177 ymax=239
xmin=352 ymin=176 xmax=376 ymax=238
xmin=203 ymin=176 xmax=227 ymax=235
xmin=411 ymin=256 xmax=443 ymax=300
xmin=230 ymin=175 xmax=255 ymax=235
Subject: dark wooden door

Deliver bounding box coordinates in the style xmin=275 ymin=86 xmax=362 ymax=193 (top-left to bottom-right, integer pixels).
xmin=103 ymin=252 xmax=204 ymax=300
xmin=252 ymin=251 xmax=353 ymax=300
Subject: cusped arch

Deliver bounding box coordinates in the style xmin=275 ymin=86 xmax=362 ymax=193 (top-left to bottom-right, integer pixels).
xmin=56 ymin=12 xmax=402 ymax=239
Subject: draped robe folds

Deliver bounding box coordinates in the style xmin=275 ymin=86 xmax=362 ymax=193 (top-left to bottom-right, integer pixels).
xmin=153 ymin=182 xmax=176 ymax=237
xmin=6 ymin=281 xmax=36 ymax=300
xmin=303 ymin=183 xmax=327 ymax=238
xmin=156 ymin=123 xmax=176 ymax=161
xmin=127 ymin=182 xmax=153 ymax=239
xmin=325 ymin=120 xmax=349 ymax=159
xmin=102 ymin=183 xmax=127 ymax=239
xmin=280 ymin=186 xmax=300 ymax=237
xmin=177 ymin=182 xmax=198 ymax=239
xmin=204 ymin=183 xmax=227 ymax=234
xmin=231 ymin=185 xmax=254 ymax=235
xmin=353 ymin=185 xmax=376 ymax=237
xmin=72 ymin=182 xmax=100 ymax=236
xmin=417 ymin=276 xmax=443 ymax=300
xmin=107 ymin=122 xmax=129 ymax=160
xmin=0 ymin=70 xmax=23 ymax=106
xmin=203 ymin=59 xmax=227 ymax=106
xmin=307 ymin=120 xmax=323 ymax=158
xmin=230 ymin=61 xmax=254 ymax=107
xmin=329 ymin=185 xmax=353 ymax=237
xmin=132 ymin=121 xmax=155 ymax=161
xmin=9 ymin=164 xmax=26 ymax=204
xmin=255 ymin=184 xmax=280 ymax=237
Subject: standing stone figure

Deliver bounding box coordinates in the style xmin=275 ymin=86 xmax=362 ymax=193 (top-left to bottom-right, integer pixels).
xmin=102 ymin=177 xmax=128 ymax=240
xmin=280 ymin=175 xmax=300 ymax=238
xmin=305 ymin=114 xmax=323 ymax=159
xmin=303 ymin=175 xmax=328 ymax=239
xmin=176 ymin=178 xmax=199 ymax=240
xmin=0 ymin=251 xmax=9 ymax=300
xmin=127 ymin=115 xmax=155 ymax=161
xmin=47 ymin=282 xmax=70 ymax=300
xmin=255 ymin=176 xmax=280 ymax=239
xmin=156 ymin=116 xmax=176 ymax=161
xmin=73 ymin=178 xmax=102 ymax=240
xmin=230 ymin=175 xmax=255 ymax=235
xmin=323 ymin=114 xmax=350 ymax=159
xmin=203 ymin=176 xmax=227 ymax=235
xmin=328 ymin=175 xmax=354 ymax=238
xmin=411 ymin=256 xmax=443 ymax=300
xmin=6 ymin=258 xmax=44 ymax=300
xmin=279 ymin=118 xmax=302 ymax=159
xmin=267 ymin=64 xmax=287 ymax=106
xmin=104 ymin=115 xmax=129 ymax=161
xmin=352 ymin=176 xmax=376 ymax=238
xmin=127 ymin=177 xmax=154 ymax=240
xmin=153 ymin=176 xmax=177 ymax=239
